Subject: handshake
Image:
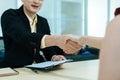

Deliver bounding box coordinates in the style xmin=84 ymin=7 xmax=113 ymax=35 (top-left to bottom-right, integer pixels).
xmin=45 ymin=34 xmax=84 ymax=54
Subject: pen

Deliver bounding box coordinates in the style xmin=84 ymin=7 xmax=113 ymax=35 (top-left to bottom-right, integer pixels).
xmin=39 ymin=51 xmax=47 ymax=61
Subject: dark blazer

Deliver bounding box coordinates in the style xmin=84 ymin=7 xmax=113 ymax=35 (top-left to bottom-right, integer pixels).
xmin=0 ymin=6 xmax=64 ymax=68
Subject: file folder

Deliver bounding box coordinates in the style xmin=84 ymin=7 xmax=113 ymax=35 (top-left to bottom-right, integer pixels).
xmin=25 ymin=59 xmax=72 ymax=70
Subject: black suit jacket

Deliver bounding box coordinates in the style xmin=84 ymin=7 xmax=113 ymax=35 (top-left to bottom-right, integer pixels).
xmin=0 ymin=6 xmax=64 ymax=68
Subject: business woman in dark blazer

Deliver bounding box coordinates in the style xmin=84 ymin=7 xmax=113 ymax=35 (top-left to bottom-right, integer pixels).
xmin=0 ymin=1 xmax=65 ymax=68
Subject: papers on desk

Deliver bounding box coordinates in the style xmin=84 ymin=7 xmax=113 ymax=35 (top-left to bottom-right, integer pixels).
xmin=25 ymin=59 xmax=72 ymax=70
xmin=0 ymin=67 xmax=19 ymax=77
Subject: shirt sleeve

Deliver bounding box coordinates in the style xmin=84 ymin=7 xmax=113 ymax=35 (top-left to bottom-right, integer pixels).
xmin=40 ymin=35 xmax=47 ymax=48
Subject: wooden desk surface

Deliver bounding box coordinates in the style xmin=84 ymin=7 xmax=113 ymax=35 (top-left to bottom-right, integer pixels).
xmin=0 ymin=60 xmax=99 ymax=80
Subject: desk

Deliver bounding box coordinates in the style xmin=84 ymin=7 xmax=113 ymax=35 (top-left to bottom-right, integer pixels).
xmin=0 ymin=60 xmax=99 ymax=80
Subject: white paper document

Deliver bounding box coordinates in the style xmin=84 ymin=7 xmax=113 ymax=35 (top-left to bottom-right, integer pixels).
xmin=25 ymin=59 xmax=72 ymax=69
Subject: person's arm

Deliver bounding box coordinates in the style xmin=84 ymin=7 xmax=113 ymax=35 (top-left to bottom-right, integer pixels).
xmin=98 ymin=15 xmax=120 ymax=80
xmin=79 ymin=36 xmax=103 ymax=49
xmin=44 ymin=35 xmax=82 ymax=54
xmin=64 ymin=34 xmax=103 ymax=49
xmin=1 ymin=9 xmax=44 ymax=49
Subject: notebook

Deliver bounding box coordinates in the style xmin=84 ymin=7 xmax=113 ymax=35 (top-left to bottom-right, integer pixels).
xmin=25 ymin=59 xmax=72 ymax=70
xmin=0 ymin=67 xmax=19 ymax=77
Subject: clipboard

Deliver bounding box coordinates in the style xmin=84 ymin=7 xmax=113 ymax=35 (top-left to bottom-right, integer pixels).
xmin=25 ymin=59 xmax=72 ymax=70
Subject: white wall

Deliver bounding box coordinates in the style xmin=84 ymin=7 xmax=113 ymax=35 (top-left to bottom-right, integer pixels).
xmin=38 ymin=0 xmax=59 ymax=34
xmin=0 ymin=0 xmax=17 ymax=36
xmin=38 ymin=0 xmax=85 ymax=35
xmin=1 ymin=0 xmax=119 ymax=37
xmin=88 ymin=0 xmax=108 ymax=37
xmin=110 ymin=0 xmax=120 ymax=20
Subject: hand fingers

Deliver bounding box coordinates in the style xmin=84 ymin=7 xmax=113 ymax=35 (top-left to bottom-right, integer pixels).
xmin=63 ymin=34 xmax=80 ymax=43
xmin=63 ymin=39 xmax=83 ymax=54
xmin=52 ymin=55 xmax=66 ymax=61
xmin=66 ymin=39 xmax=83 ymax=49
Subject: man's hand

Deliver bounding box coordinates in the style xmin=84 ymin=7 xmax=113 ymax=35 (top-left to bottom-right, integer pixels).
xmin=45 ymin=35 xmax=83 ymax=54
xmin=64 ymin=39 xmax=82 ymax=54
xmin=64 ymin=34 xmax=82 ymax=45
